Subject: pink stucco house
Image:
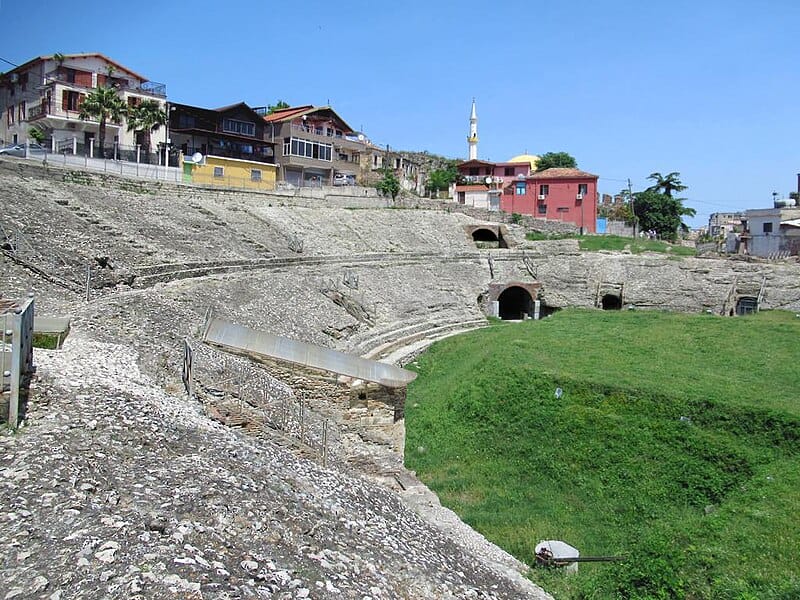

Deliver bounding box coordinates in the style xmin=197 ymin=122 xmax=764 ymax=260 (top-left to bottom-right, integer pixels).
xmin=501 ymin=167 xmax=599 ymax=233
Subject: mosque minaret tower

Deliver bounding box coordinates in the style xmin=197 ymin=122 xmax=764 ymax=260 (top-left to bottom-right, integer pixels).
xmin=467 ymin=98 xmax=478 ymax=160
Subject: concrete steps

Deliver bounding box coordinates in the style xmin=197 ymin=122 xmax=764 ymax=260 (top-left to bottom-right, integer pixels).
xmin=352 ymin=316 xmax=489 ymax=363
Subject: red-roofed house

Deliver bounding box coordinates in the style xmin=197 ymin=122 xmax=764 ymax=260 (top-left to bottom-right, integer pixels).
xmin=0 ymin=53 xmax=167 ymax=156
xmin=454 ymin=159 xmax=532 ymax=209
xmin=262 ymin=105 xmax=365 ymax=187
xmin=502 ymin=168 xmax=599 ymax=233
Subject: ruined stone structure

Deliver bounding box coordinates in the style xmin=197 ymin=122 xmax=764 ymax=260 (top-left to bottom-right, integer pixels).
xmin=2 ymin=157 xmax=800 ymax=599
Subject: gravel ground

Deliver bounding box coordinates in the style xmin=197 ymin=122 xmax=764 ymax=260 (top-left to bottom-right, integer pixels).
xmin=1 ymin=162 xmax=551 ymax=599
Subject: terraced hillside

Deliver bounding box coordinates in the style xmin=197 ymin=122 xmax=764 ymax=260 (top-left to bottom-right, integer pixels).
xmin=2 ymin=157 xmax=800 ymax=599
xmin=0 ymin=159 xmax=548 ymax=599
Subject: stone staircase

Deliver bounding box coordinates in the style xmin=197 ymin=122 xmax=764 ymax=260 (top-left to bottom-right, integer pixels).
xmin=347 ymin=315 xmax=489 ymax=364
xmin=131 ymin=251 xmax=482 ymax=288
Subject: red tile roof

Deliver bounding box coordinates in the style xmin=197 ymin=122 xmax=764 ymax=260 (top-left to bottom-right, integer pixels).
xmin=262 ymin=105 xmax=315 ymax=123
xmin=261 ymin=105 xmax=356 ymax=135
xmin=457 ymin=159 xmax=495 ymax=168
xmin=455 ymin=184 xmax=491 ymax=191
xmin=530 ymin=167 xmax=598 ymax=179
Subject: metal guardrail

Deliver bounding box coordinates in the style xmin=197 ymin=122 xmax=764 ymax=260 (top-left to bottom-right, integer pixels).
xmin=183 ymin=339 xmax=336 ymax=464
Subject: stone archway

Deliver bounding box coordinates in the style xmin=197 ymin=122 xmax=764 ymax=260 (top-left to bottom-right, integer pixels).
xmin=735 ymin=296 xmax=758 ymax=316
xmin=486 ymin=281 xmax=542 ymax=320
xmin=463 ymin=225 xmax=511 ymax=249
xmin=497 ymin=286 xmax=534 ymax=320
xmin=472 ymin=228 xmax=499 ymax=244
xmin=601 ymin=294 xmax=622 ymax=310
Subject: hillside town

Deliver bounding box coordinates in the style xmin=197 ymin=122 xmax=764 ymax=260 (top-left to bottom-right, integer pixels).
xmin=3 ymin=52 xmax=799 ymax=257
xmin=2 ymin=44 xmax=800 ymax=600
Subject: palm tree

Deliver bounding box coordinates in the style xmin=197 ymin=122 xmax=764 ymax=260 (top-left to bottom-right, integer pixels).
xmin=645 ymin=172 xmax=687 ymax=198
xmin=126 ymin=100 xmax=166 ymax=158
xmin=78 ymin=86 xmax=126 ymax=157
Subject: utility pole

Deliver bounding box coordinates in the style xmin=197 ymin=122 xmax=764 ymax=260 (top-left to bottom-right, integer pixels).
xmin=628 ymin=178 xmax=636 ymax=238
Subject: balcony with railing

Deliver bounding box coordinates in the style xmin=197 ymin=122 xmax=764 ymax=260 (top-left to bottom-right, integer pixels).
xmin=27 ymin=101 xmax=122 ymax=126
xmin=42 ymin=69 xmax=167 ymax=97
xmin=186 ymin=145 xmax=276 ymax=165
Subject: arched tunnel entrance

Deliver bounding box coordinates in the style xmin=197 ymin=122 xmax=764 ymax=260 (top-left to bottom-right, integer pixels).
xmin=735 ymin=296 xmax=758 ymax=316
xmin=466 ymin=225 xmax=510 ymax=249
xmin=498 ymin=286 xmax=534 ymax=320
xmin=601 ymin=294 xmax=622 ymax=310
xmin=472 ymin=228 xmax=499 ymax=244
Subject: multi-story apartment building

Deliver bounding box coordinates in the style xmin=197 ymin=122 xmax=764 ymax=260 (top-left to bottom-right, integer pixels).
xmin=505 ymin=167 xmax=599 ymax=233
xmin=261 ymin=105 xmax=365 ymax=187
xmin=169 ymin=101 xmax=276 ymax=165
xmin=0 ymin=53 xmax=166 ymax=155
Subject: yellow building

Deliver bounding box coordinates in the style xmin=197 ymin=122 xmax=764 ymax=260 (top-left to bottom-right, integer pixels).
xmin=184 ymin=155 xmax=277 ymax=191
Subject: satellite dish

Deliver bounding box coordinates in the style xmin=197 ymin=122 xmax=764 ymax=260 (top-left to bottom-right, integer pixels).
xmin=484 ymin=176 xmax=493 ymax=184
xmin=191 ymin=152 xmax=203 ymax=164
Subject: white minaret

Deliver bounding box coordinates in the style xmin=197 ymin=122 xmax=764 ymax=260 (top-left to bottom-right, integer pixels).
xmin=467 ymin=98 xmax=478 ymax=160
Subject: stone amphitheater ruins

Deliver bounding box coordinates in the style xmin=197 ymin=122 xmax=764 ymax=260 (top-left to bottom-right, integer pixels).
xmin=2 ymin=158 xmax=800 ymax=599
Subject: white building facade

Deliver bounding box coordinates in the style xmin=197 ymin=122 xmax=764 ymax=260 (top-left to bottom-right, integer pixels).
xmin=0 ymin=53 xmax=167 ymax=157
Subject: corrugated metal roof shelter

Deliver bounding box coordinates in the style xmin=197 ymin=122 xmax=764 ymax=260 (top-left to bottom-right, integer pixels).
xmin=202 ymin=318 xmax=416 ymax=388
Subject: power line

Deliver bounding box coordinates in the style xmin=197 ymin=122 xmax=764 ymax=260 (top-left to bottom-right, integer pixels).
xmin=0 ymin=56 xmax=20 ymax=69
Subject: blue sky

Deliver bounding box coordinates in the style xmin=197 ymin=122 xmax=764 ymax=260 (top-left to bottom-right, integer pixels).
xmin=2 ymin=0 xmax=798 ymax=227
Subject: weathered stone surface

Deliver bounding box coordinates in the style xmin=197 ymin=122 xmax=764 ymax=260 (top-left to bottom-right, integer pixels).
xmin=4 ymin=159 xmax=800 ymax=600
xmin=1 ymin=161 xmax=550 ymax=598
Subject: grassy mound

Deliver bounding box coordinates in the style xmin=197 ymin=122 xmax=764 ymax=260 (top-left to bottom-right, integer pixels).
xmin=405 ymin=310 xmax=800 ymax=599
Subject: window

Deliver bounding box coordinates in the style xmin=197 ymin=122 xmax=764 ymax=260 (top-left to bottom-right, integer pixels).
xmin=222 ymin=118 xmax=255 ymax=137
xmin=763 ymin=222 xmax=773 ymax=233
xmin=18 ymin=102 xmax=26 ymax=122
xmin=213 ymin=166 xmax=224 ymax=178
xmin=504 ymin=167 xmax=515 ymax=176
xmin=469 ymin=167 xmax=479 ymax=176
xmin=578 ymin=183 xmax=588 ymax=196
xmin=285 ymin=137 xmax=332 ymax=161
xmin=516 ymin=182 xmax=526 ymax=195
xmin=539 ymin=184 xmax=549 ymax=196
xmin=62 ymin=90 xmax=83 ymax=112
xmin=7 ymin=106 xmax=14 ymax=125
xmin=538 ymin=204 xmax=547 ymax=215
xmin=178 ymin=114 xmax=196 ymax=129
xmin=251 ymin=169 xmax=262 ymax=182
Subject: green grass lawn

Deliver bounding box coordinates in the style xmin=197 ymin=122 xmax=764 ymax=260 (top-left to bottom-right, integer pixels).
xmin=404 ymin=309 xmax=800 ymax=599
xmin=578 ymin=235 xmax=696 ymax=256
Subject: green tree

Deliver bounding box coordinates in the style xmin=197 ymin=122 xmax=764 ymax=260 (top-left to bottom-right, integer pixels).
xmin=633 ymin=189 xmax=696 ymax=241
xmin=645 ymin=171 xmax=688 ymax=198
xmin=126 ymin=99 xmax=166 ymax=157
xmin=535 ymin=151 xmax=577 ymax=171
xmin=425 ymin=163 xmax=458 ymax=197
xmin=78 ymin=86 xmax=126 ymax=157
xmin=28 ymin=127 xmax=45 ymax=145
xmin=267 ymin=100 xmax=290 ymax=114
xmin=377 ymin=167 xmax=401 ymax=201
